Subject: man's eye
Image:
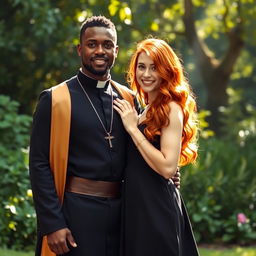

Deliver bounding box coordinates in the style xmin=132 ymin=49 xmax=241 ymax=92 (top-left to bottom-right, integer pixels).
xmin=88 ymin=43 xmax=96 ymax=48
xmin=105 ymin=43 xmax=114 ymax=49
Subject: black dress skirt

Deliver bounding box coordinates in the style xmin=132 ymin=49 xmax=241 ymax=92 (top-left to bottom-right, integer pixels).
xmin=122 ymin=124 xmax=199 ymax=256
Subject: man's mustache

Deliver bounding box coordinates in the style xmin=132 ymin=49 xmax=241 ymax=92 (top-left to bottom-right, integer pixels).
xmin=91 ymin=56 xmax=109 ymax=61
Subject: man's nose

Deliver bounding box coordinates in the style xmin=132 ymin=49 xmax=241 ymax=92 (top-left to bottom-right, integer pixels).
xmin=95 ymin=44 xmax=105 ymax=54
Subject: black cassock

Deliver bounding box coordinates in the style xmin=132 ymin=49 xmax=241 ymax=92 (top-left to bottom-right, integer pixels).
xmin=122 ymin=124 xmax=200 ymax=256
xmin=29 ymin=71 xmax=129 ymax=256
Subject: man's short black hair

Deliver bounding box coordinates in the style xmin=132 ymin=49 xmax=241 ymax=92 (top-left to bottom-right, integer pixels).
xmin=80 ymin=15 xmax=117 ymax=43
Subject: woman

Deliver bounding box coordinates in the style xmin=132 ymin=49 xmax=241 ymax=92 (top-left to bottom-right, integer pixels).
xmin=114 ymin=38 xmax=199 ymax=256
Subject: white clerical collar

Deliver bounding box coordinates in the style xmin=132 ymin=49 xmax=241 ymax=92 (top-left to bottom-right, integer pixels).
xmin=80 ymin=68 xmax=111 ymax=88
xmin=96 ymin=80 xmax=109 ymax=88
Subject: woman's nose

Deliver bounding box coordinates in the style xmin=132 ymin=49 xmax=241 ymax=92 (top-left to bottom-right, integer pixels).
xmin=143 ymin=68 xmax=151 ymax=77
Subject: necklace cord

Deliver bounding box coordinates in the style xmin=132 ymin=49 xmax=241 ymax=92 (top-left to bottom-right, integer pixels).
xmin=76 ymin=76 xmax=114 ymax=135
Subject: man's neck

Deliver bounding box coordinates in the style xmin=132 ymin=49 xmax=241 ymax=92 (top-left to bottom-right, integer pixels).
xmin=78 ymin=69 xmax=111 ymax=88
xmin=80 ymin=68 xmax=110 ymax=81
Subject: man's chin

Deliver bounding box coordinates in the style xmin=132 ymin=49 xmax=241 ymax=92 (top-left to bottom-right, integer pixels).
xmin=84 ymin=65 xmax=109 ymax=77
xmin=92 ymin=69 xmax=108 ymax=76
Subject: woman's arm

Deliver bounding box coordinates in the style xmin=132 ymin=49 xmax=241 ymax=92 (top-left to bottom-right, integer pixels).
xmin=114 ymin=99 xmax=183 ymax=179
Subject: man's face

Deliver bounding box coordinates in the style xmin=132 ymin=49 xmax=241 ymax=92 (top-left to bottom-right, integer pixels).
xmin=77 ymin=26 xmax=118 ymax=80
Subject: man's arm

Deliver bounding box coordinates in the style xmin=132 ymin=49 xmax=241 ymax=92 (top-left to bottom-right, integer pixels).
xmin=29 ymin=90 xmax=79 ymax=254
xmin=29 ymin=90 xmax=67 ymax=235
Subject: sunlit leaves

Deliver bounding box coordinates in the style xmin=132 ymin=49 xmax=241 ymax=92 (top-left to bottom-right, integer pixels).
xmin=150 ymin=20 xmax=159 ymax=31
xmin=88 ymin=0 xmax=97 ymax=4
xmin=8 ymin=221 xmax=17 ymax=231
xmin=0 ymin=96 xmax=34 ymax=249
xmin=1 ymin=0 xmax=255 ymax=120
xmin=27 ymin=189 xmax=33 ymax=197
xmin=192 ymin=0 xmax=206 ymax=7
xmin=119 ymin=5 xmax=132 ymax=24
xmin=231 ymin=50 xmax=255 ymax=80
xmin=163 ymin=3 xmax=183 ymax=20
xmin=163 ymin=8 xmax=173 ymax=19
xmin=162 ymin=2 xmax=184 ymax=36
xmin=219 ymin=87 xmax=256 ymax=145
xmin=108 ymin=0 xmax=120 ymax=16
xmin=131 ymin=30 xmax=141 ymax=41
xmin=76 ymin=10 xmax=87 ymax=23
xmin=5 ymin=205 xmax=17 ymax=215
xmin=198 ymin=110 xmax=215 ymax=138
xmin=108 ymin=0 xmax=132 ymax=25
xmin=196 ymin=2 xmax=225 ymax=38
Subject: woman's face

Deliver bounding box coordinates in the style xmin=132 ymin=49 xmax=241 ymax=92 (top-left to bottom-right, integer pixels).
xmin=136 ymin=52 xmax=162 ymax=99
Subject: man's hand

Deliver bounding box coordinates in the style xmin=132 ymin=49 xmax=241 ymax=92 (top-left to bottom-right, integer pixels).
xmin=171 ymin=168 xmax=180 ymax=189
xmin=47 ymin=228 xmax=77 ymax=255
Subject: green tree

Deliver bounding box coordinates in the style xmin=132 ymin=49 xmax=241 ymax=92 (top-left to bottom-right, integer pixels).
xmin=113 ymin=0 xmax=256 ymax=133
xmin=1 ymin=0 xmax=255 ymax=134
xmin=0 ymin=95 xmax=35 ymax=249
xmin=182 ymin=0 xmax=256 ymax=133
xmin=0 ymin=0 xmax=79 ymax=113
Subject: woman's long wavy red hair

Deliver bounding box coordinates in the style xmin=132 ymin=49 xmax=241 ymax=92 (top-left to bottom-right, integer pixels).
xmin=127 ymin=38 xmax=198 ymax=166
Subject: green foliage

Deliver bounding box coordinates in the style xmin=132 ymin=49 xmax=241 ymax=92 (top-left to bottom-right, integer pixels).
xmin=219 ymin=87 xmax=256 ymax=143
xmin=0 ymin=248 xmax=33 ymax=256
xmin=3 ymin=247 xmax=256 ymax=256
xmin=0 ymin=95 xmax=35 ymax=250
xmin=0 ymin=0 xmax=256 ymax=249
xmin=0 ymin=0 xmax=79 ymax=113
xmin=181 ymin=92 xmax=256 ymax=244
xmin=199 ymin=246 xmax=256 ymax=256
xmin=182 ymin=136 xmax=256 ymax=244
xmin=1 ymin=0 xmax=255 ymax=117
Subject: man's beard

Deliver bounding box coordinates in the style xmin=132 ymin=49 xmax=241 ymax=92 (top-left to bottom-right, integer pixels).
xmin=84 ymin=64 xmax=108 ymax=76
xmin=83 ymin=57 xmax=114 ymax=76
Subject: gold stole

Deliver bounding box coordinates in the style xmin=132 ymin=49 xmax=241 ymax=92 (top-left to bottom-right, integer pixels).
xmin=41 ymin=82 xmax=71 ymax=256
xmin=40 ymin=81 xmax=134 ymax=256
xmin=110 ymin=80 xmax=135 ymax=107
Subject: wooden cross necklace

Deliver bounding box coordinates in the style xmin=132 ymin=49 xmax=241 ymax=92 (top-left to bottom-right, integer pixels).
xmin=77 ymin=76 xmax=114 ymax=148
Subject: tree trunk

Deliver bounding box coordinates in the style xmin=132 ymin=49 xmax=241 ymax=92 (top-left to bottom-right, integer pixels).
xmin=183 ymin=0 xmax=244 ymax=134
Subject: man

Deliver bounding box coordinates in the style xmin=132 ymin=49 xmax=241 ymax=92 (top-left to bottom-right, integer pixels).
xmin=29 ymin=15 xmax=180 ymax=256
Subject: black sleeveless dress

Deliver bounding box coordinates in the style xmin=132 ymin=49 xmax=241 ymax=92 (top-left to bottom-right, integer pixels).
xmin=122 ymin=124 xmax=199 ymax=256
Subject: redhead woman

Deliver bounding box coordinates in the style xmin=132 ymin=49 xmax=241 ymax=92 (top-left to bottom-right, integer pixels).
xmin=114 ymin=38 xmax=199 ymax=256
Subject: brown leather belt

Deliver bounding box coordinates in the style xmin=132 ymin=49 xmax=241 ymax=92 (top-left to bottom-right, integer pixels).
xmin=65 ymin=176 xmax=121 ymax=198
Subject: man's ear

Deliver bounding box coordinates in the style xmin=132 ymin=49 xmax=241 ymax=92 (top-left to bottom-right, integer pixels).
xmin=115 ymin=45 xmax=119 ymax=57
xmin=77 ymin=44 xmax=81 ymax=56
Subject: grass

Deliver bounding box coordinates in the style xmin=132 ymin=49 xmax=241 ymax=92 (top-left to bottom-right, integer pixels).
xmin=199 ymin=246 xmax=256 ymax=256
xmin=0 ymin=248 xmax=33 ymax=256
xmin=1 ymin=246 xmax=256 ymax=256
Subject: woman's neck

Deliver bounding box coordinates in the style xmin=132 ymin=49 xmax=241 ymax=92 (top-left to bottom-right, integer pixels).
xmin=147 ymin=91 xmax=158 ymax=104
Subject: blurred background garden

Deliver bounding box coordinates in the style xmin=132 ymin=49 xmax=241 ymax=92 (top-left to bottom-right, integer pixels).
xmin=0 ymin=0 xmax=256 ymax=255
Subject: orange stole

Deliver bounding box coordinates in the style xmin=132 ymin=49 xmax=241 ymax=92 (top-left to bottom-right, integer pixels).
xmin=40 ymin=80 xmax=134 ymax=256
xmin=110 ymin=80 xmax=135 ymax=107
xmin=41 ymin=82 xmax=71 ymax=256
